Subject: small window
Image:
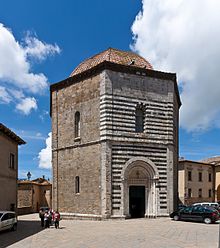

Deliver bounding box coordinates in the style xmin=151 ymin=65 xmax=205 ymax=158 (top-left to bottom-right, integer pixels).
xmin=75 ymin=112 xmax=80 ymax=138
xmin=9 ymin=153 xmax=15 ymax=169
xmin=208 ymin=173 xmax=212 ymax=182
xmin=135 ymin=106 xmax=144 ymax=133
xmin=75 ymin=176 xmax=80 ymax=193
xmin=198 ymin=188 xmax=202 ymax=198
xmin=188 ymin=188 xmax=192 ymax=198
xmin=209 ymin=189 xmax=212 ymax=198
xmin=198 ymin=172 xmax=202 ymax=182
xmin=188 ymin=171 xmax=192 ymax=181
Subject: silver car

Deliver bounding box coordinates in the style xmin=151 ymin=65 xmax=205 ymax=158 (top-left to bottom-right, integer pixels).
xmin=0 ymin=211 xmax=17 ymax=232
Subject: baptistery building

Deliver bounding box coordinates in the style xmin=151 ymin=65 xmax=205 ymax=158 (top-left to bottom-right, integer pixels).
xmin=50 ymin=48 xmax=181 ymax=219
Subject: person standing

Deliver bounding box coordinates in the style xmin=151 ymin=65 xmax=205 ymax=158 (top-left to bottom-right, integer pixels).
xmin=54 ymin=211 xmax=60 ymax=229
xmin=48 ymin=209 xmax=53 ymax=226
xmin=39 ymin=209 xmax=44 ymax=227
xmin=44 ymin=211 xmax=50 ymax=228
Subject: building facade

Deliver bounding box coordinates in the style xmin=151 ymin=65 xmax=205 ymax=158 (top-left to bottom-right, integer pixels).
xmin=178 ymin=160 xmax=215 ymax=205
xmin=51 ymin=48 xmax=181 ymax=219
xmin=201 ymin=156 xmax=220 ymax=202
xmin=17 ymin=177 xmax=52 ymax=215
xmin=0 ymin=123 xmax=25 ymax=211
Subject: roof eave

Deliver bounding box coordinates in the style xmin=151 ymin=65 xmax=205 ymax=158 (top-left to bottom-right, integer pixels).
xmin=50 ymin=61 xmax=181 ymax=115
xmin=0 ymin=123 xmax=26 ymax=145
xmin=179 ymin=160 xmax=214 ymax=166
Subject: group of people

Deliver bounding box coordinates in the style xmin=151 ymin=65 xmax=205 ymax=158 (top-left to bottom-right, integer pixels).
xmin=39 ymin=208 xmax=60 ymax=229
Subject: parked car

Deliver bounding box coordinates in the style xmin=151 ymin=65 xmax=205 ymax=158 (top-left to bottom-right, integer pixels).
xmin=192 ymin=202 xmax=219 ymax=208
xmin=170 ymin=205 xmax=219 ymax=224
xmin=192 ymin=203 xmax=220 ymax=214
xmin=39 ymin=206 xmax=49 ymax=214
xmin=0 ymin=211 xmax=17 ymax=232
xmin=178 ymin=204 xmax=187 ymax=210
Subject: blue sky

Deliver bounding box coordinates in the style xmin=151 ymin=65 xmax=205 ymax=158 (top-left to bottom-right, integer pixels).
xmin=1 ymin=0 xmax=220 ymax=180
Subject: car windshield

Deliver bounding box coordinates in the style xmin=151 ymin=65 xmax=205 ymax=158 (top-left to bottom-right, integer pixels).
xmin=180 ymin=206 xmax=193 ymax=213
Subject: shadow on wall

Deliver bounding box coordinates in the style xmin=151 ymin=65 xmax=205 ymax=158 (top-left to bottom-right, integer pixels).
xmin=17 ymin=207 xmax=33 ymax=215
xmin=0 ymin=220 xmax=43 ymax=248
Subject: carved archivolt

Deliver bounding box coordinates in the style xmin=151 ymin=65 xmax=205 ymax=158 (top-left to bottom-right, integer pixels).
xmin=122 ymin=157 xmax=159 ymax=181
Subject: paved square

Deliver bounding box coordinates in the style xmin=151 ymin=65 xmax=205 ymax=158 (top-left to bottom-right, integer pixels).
xmin=0 ymin=214 xmax=219 ymax=248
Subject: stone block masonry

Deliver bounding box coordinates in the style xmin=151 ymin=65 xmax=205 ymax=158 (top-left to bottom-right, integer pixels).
xmin=50 ymin=48 xmax=181 ymax=219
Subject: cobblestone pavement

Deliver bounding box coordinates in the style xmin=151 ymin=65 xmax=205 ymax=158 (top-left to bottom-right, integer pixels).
xmin=0 ymin=214 xmax=219 ymax=248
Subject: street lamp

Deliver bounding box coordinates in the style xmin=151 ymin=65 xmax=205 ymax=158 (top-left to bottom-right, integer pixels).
xmin=27 ymin=171 xmax=31 ymax=180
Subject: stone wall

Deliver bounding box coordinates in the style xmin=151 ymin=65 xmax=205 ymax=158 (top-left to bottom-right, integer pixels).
xmin=100 ymin=70 xmax=179 ymax=216
xmin=52 ymin=74 xmax=102 ymax=216
xmin=17 ymin=188 xmax=32 ymax=208
xmin=51 ymin=66 xmax=179 ymax=218
xmin=17 ymin=182 xmax=52 ymax=213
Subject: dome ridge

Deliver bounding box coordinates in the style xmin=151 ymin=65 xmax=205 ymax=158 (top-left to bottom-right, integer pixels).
xmin=70 ymin=47 xmax=153 ymax=77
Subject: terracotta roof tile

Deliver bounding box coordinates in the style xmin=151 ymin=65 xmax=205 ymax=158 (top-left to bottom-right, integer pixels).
xmin=70 ymin=48 xmax=153 ymax=77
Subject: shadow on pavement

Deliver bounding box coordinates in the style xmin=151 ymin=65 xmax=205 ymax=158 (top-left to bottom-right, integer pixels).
xmin=0 ymin=220 xmax=43 ymax=248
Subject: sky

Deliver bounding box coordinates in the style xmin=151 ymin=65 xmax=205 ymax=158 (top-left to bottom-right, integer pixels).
xmin=0 ymin=0 xmax=220 ymax=180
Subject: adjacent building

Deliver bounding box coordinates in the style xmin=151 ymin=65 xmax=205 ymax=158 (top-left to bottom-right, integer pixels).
xmin=178 ymin=160 xmax=215 ymax=205
xmin=0 ymin=123 xmax=25 ymax=211
xmin=51 ymin=48 xmax=181 ymax=219
xmin=17 ymin=177 xmax=52 ymax=215
xmin=201 ymin=156 xmax=220 ymax=202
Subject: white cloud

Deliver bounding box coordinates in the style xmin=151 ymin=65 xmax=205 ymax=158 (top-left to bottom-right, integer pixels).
xmin=0 ymin=86 xmax=12 ymax=103
xmin=0 ymin=23 xmax=60 ymax=114
xmin=0 ymin=23 xmax=49 ymax=93
xmin=8 ymin=89 xmax=25 ymax=99
xmin=39 ymin=109 xmax=49 ymax=122
xmin=38 ymin=132 xmax=52 ymax=169
xmin=24 ymin=34 xmax=61 ymax=61
xmin=36 ymin=132 xmax=42 ymax=137
xmin=16 ymin=97 xmax=37 ymax=115
xmin=15 ymin=129 xmax=46 ymax=140
xmin=131 ymin=0 xmax=220 ymax=131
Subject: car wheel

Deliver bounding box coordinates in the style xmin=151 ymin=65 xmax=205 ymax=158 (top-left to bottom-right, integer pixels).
xmin=173 ymin=215 xmax=179 ymax=221
xmin=204 ymin=218 xmax=212 ymax=224
xmin=11 ymin=223 xmax=17 ymax=231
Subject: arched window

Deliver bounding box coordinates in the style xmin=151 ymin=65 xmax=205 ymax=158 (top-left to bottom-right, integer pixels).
xmin=75 ymin=111 xmax=80 ymax=138
xmin=135 ymin=106 xmax=144 ymax=133
xmin=75 ymin=176 xmax=80 ymax=193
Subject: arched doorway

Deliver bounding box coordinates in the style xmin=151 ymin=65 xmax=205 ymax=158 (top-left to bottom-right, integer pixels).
xmin=121 ymin=157 xmax=159 ymax=218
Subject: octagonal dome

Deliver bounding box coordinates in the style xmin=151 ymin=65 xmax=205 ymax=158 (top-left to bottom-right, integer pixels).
xmin=70 ymin=47 xmax=153 ymax=77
